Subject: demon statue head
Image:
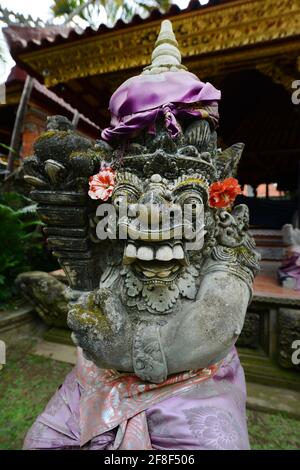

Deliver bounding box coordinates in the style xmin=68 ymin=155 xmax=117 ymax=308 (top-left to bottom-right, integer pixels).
xmin=23 ymin=20 xmax=260 ymax=383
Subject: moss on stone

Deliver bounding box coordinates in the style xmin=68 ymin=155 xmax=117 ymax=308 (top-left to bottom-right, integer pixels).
xmin=70 ymin=148 xmax=104 ymax=160
xmin=71 ymin=293 xmax=111 ymax=331
xmin=235 ymin=246 xmax=250 ymax=255
xmin=35 ymin=130 xmax=69 ymax=142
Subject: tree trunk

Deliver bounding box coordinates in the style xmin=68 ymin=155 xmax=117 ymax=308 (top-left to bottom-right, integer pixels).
xmin=7 ymin=75 xmax=34 ymax=174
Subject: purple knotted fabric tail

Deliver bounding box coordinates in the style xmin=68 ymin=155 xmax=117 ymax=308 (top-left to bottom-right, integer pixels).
xmin=101 ymin=72 xmax=221 ymax=142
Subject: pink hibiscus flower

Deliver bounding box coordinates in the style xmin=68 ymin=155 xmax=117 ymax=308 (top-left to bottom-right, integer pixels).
xmin=88 ymin=167 xmax=116 ymax=201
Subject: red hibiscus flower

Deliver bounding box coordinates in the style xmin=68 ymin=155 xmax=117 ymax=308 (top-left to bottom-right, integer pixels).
xmin=209 ymin=177 xmax=242 ymax=208
xmin=88 ymin=167 xmax=116 ymax=201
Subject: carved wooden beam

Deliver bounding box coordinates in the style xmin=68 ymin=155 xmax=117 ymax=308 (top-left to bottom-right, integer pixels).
xmin=18 ymin=0 xmax=300 ymax=87
xmin=256 ymin=57 xmax=299 ymax=92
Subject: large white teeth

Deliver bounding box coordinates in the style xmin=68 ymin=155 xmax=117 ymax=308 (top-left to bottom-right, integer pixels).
xmin=137 ymin=246 xmax=154 ymax=261
xmin=124 ymin=242 xmax=187 ymax=266
xmin=155 ymin=245 xmax=173 ymax=261
xmin=123 ymin=244 xmax=137 ymax=264
xmin=173 ymin=244 xmax=184 ymax=260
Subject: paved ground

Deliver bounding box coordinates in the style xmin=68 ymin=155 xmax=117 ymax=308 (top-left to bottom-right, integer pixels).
xmin=0 ymin=338 xmax=300 ymax=450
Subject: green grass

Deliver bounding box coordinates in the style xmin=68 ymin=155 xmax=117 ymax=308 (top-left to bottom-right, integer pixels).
xmin=0 ymin=340 xmax=72 ymax=450
xmin=247 ymin=410 xmax=300 ymax=450
xmin=0 ymin=340 xmax=299 ymax=450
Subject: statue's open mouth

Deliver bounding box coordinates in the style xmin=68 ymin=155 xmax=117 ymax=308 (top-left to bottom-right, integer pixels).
xmin=133 ymin=260 xmax=182 ymax=283
xmin=123 ymin=241 xmax=187 ymax=283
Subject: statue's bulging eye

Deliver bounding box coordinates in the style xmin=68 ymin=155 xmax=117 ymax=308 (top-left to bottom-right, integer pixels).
xmin=112 ymin=189 xmax=139 ymax=211
xmin=175 ymin=191 xmax=203 ymax=206
xmin=183 ymin=196 xmax=202 ymax=206
xmin=113 ymin=194 xmax=126 ymax=210
xmin=174 ymin=190 xmax=205 ymax=218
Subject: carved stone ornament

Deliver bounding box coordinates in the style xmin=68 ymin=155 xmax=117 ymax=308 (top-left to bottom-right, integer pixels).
xmin=23 ymin=21 xmax=260 ymax=383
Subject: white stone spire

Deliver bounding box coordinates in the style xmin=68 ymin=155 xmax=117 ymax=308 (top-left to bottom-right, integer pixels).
xmin=142 ymin=20 xmax=187 ymax=75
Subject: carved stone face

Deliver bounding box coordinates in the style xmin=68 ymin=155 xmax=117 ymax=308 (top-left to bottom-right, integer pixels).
xmin=97 ymin=121 xmax=217 ymax=315
xmin=112 ymin=169 xmax=207 ymax=286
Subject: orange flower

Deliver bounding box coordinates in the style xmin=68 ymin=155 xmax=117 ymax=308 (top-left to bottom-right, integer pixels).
xmin=209 ymin=177 xmax=242 ymax=208
xmin=88 ymin=167 xmax=116 ymax=201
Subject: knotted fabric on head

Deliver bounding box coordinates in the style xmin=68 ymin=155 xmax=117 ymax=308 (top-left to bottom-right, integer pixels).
xmin=101 ymin=20 xmax=221 ymax=142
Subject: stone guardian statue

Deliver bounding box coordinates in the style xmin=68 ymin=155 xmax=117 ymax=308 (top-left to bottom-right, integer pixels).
xmin=23 ymin=20 xmax=260 ymax=450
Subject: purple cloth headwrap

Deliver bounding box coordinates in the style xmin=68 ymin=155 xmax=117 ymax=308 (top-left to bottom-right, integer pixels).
xmin=101 ymin=71 xmax=221 ymax=142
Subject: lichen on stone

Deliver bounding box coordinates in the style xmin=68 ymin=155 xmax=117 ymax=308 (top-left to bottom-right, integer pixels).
xmin=35 ymin=130 xmax=69 ymax=142
xmin=71 ymin=293 xmax=111 ymax=332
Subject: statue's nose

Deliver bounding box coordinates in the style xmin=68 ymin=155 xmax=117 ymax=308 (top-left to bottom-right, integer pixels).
xmin=128 ymin=172 xmax=178 ymax=228
xmin=134 ymin=191 xmax=165 ymax=225
xmin=139 ymin=190 xmax=164 ymax=206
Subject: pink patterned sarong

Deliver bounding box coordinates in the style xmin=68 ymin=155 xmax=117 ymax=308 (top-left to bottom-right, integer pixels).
xmin=24 ymin=347 xmax=250 ymax=450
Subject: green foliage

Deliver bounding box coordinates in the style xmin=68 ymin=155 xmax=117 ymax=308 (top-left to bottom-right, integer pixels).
xmin=0 ymin=0 xmax=172 ymax=29
xmin=50 ymin=0 xmax=172 ymax=27
xmin=51 ymin=0 xmax=85 ymax=17
xmin=0 ymin=143 xmax=16 ymax=154
xmin=0 ymin=192 xmax=56 ymax=305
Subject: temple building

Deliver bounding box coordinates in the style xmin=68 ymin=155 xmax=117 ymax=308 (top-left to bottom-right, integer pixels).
xmin=3 ymin=0 xmax=300 ymax=389
xmin=4 ymin=0 xmax=300 ymax=201
xmin=0 ymin=65 xmax=99 ymax=175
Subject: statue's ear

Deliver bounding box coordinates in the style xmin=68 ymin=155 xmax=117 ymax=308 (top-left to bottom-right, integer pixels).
xmin=216 ymin=143 xmax=245 ymax=180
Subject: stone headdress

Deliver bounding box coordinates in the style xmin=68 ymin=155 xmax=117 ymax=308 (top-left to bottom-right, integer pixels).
xmin=102 ymin=20 xmax=220 ymax=143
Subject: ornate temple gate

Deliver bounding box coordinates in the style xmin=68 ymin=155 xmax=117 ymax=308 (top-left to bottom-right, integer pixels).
xmin=4 ymin=0 xmax=300 ymax=388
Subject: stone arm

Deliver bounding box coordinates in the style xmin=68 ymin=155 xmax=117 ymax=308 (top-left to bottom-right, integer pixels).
xmin=67 ymin=262 xmax=251 ymax=380
xmin=160 ymin=266 xmax=250 ymax=374
xmin=22 ymin=116 xmax=112 ymax=294
xmin=67 ymin=287 xmax=134 ymax=371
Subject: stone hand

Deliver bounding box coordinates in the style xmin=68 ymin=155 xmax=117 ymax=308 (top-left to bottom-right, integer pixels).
xmin=68 ymin=287 xmax=133 ymax=371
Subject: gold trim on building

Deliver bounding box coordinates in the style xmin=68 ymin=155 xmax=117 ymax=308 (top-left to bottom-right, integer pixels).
xmin=19 ymin=0 xmax=300 ymax=87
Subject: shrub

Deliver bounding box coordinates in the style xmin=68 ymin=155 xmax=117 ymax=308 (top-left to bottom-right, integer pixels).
xmin=0 ymin=192 xmax=57 ymax=305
